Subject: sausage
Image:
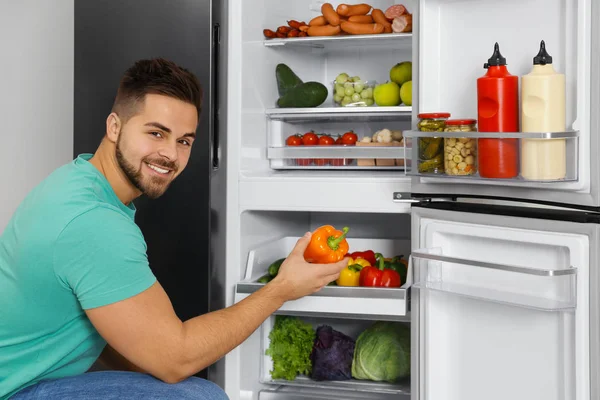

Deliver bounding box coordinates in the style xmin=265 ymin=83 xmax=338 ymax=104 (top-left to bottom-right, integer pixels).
xmin=321 ymin=3 xmax=341 ymax=26
xmin=340 ymin=21 xmax=384 ymax=35
xmin=309 ymin=15 xmax=327 ymax=26
xmin=384 ymin=4 xmax=407 ymax=20
xmin=307 ymin=24 xmax=342 ymax=36
xmin=263 ymin=29 xmax=276 ymax=38
xmin=392 ymin=14 xmax=413 ymax=33
xmin=277 ymin=26 xmax=291 ymax=34
xmin=336 ymin=3 xmax=372 ymax=17
xmin=276 ymin=32 xmax=287 ymax=38
xmin=287 ymin=29 xmax=300 ymax=37
xmin=298 ymin=31 xmax=308 ymax=37
xmin=371 ymin=9 xmax=393 ymax=33
xmin=348 ymin=15 xmax=373 ymax=23
xmin=287 ymin=20 xmax=304 ymax=29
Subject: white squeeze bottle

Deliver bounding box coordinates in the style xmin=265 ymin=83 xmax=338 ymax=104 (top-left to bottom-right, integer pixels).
xmin=520 ymin=40 xmax=566 ymax=180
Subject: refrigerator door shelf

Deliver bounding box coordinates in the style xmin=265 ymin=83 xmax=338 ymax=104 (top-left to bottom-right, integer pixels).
xmin=235 ymin=237 xmax=412 ymax=320
xmin=403 ymin=131 xmax=579 ymax=184
xmin=411 ymin=249 xmax=577 ymax=312
xmin=265 ymin=107 xmax=412 ymax=123
xmin=263 ymin=32 xmax=412 ymax=52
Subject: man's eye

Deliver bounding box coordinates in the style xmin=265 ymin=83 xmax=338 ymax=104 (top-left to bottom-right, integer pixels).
xmin=150 ymin=131 xmax=162 ymax=138
xmin=179 ymin=139 xmax=191 ymax=146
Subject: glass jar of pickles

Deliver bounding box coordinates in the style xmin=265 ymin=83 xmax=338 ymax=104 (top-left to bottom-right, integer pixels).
xmin=443 ymin=119 xmax=477 ymax=176
xmin=417 ymin=113 xmax=451 ymax=174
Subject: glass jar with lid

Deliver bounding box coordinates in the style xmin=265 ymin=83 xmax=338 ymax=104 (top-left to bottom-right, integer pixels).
xmin=417 ymin=113 xmax=451 ymax=174
xmin=443 ymin=119 xmax=478 ymax=176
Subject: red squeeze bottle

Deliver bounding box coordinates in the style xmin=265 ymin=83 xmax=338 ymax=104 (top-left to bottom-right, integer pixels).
xmin=477 ymin=43 xmax=520 ymax=179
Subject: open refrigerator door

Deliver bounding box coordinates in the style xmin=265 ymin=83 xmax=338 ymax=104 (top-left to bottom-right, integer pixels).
xmin=410 ymin=203 xmax=599 ymax=400
xmin=407 ymin=0 xmax=600 ymax=210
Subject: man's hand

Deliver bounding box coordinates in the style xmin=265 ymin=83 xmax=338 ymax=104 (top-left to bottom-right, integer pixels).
xmin=269 ymin=232 xmax=349 ymax=301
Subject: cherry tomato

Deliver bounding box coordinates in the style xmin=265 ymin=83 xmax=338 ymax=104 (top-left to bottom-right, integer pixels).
xmin=297 ymin=158 xmax=312 ymax=166
xmin=286 ymin=135 xmax=303 ymax=146
xmin=341 ymin=131 xmax=358 ymax=145
xmin=319 ymin=135 xmax=335 ymax=145
xmin=302 ymin=131 xmax=319 ymax=146
xmin=335 ymin=136 xmax=343 ymax=145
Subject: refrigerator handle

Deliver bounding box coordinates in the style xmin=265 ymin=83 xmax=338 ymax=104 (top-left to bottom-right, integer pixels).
xmin=211 ymin=22 xmax=220 ymax=170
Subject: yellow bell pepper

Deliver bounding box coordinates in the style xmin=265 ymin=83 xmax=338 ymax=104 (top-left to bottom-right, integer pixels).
xmin=336 ymin=258 xmax=371 ymax=287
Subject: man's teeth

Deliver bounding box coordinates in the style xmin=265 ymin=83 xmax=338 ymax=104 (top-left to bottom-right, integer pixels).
xmin=147 ymin=163 xmax=169 ymax=174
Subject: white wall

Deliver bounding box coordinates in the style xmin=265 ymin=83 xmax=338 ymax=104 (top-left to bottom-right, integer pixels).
xmin=0 ymin=1 xmax=74 ymax=232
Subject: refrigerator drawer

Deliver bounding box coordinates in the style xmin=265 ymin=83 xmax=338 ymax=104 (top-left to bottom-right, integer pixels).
xmin=258 ymin=388 xmax=407 ymax=400
xmin=411 ymin=249 xmax=577 ymax=312
xmin=235 ymin=237 xmax=412 ymax=320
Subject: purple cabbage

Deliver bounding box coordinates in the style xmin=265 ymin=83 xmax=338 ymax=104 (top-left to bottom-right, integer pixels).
xmin=310 ymin=325 xmax=356 ymax=381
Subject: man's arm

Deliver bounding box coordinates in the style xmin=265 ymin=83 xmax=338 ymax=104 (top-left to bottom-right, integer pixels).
xmin=97 ymin=344 xmax=147 ymax=373
xmin=85 ymin=232 xmax=348 ymax=384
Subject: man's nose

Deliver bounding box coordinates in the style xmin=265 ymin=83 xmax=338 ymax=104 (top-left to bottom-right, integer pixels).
xmin=157 ymin=139 xmax=178 ymax=161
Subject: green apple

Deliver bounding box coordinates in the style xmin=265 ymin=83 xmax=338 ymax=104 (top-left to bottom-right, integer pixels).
xmin=373 ymin=82 xmax=401 ymax=106
xmin=390 ymin=62 xmax=412 ymax=86
xmin=400 ymin=80 xmax=412 ymax=106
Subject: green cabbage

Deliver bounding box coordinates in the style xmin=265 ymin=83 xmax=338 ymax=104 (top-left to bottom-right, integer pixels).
xmin=351 ymin=321 xmax=411 ymax=382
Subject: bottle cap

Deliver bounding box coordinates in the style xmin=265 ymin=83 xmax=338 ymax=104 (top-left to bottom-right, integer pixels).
xmin=484 ymin=42 xmax=507 ymax=69
xmin=533 ymin=40 xmax=553 ymax=65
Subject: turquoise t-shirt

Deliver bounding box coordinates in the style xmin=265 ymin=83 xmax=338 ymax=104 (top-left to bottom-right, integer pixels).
xmin=0 ymin=154 xmax=157 ymax=399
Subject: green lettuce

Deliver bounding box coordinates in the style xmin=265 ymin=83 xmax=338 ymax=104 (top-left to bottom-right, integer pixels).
xmin=266 ymin=316 xmax=316 ymax=380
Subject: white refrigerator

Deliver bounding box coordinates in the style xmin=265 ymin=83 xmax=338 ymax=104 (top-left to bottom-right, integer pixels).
xmin=208 ymin=0 xmax=600 ymax=399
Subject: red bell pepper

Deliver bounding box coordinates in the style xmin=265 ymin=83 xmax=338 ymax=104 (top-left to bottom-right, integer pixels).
xmin=348 ymin=250 xmax=377 ymax=266
xmin=359 ymin=254 xmax=401 ymax=288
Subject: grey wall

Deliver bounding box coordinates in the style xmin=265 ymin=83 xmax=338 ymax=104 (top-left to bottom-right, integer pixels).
xmin=0 ymin=1 xmax=74 ymax=232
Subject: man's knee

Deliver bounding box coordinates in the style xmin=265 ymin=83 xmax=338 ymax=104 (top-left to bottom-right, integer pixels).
xmin=175 ymin=377 xmax=229 ymax=400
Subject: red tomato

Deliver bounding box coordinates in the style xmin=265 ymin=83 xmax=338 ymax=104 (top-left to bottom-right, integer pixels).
xmin=319 ymin=135 xmax=335 ymax=145
xmin=335 ymin=136 xmax=343 ymax=145
xmin=286 ymin=135 xmax=302 ymax=146
xmin=341 ymin=131 xmax=358 ymax=145
xmin=302 ymin=131 xmax=319 ymax=146
xmin=296 ymin=158 xmax=312 ymax=166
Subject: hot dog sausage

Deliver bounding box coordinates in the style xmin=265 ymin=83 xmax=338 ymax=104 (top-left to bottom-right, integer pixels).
xmin=307 ymin=24 xmax=342 ymax=36
xmin=336 ymin=3 xmax=372 ymax=17
xmin=348 ymin=15 xmax=374 ymax=23
xmin=309 ymin=15 xmax=327 ymax=26
xmin=321 ymin=3 xmax=341 ymax=26
xmin=340 ymin=21 xmax=384 ymax=35
xmin=371 ymin=9 xmax=393 ymax=33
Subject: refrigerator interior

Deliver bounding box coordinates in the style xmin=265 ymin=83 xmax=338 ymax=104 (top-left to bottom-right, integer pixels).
xmin=235 ymin=210 xmax=411 ymax=399
xmin=236 ymin=0 xmax=416 ymax=177
xmin=410 ymin=0 xmax=596 ymax=207
xmin=411 ymin=206 xmax=591 ymax=400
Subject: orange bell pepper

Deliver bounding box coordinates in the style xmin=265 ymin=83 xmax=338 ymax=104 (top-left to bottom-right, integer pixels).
xmin=304 ymin=225 xmax=350 ymax=263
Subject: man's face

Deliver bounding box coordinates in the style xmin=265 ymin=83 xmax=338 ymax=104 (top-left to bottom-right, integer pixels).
xmin=115 ymin=94 xmax=198 ymax=199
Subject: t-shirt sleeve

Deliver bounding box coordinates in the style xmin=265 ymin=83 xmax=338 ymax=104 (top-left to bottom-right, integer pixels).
xmin=53 ymin=206 xmax=157 ymax=310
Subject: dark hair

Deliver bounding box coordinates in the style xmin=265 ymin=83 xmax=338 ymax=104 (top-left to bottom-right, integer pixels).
xmin=111 ymin=58 xmax=203 ymax=122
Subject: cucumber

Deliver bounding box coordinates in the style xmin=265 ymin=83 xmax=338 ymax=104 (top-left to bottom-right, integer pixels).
xmin=277 ymin=82 xmax=328 ymax=108
xmin=276 ymin=64 xmax=303 ymax=97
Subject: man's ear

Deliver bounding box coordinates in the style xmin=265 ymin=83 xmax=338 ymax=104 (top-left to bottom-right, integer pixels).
xmin=106 ymin=113 xmax=122 ymax=144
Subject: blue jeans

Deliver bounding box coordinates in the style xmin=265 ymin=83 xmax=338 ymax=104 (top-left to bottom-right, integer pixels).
xmin=11 ymin=371 xmax=229 ymax=399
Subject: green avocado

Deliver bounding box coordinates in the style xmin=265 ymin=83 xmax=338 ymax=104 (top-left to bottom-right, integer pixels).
xmin=276 ymin=64 xmax=303 ymax=97
xmin=277 ymin=82 xmax=328 ymax=108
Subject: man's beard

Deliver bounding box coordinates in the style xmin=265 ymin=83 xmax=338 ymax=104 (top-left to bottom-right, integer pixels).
xmin=115 ymin=137 xmax=177 ymax=199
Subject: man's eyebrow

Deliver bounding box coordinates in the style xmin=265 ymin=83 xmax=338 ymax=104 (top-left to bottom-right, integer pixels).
xmin=144 ymin=122 xmax=171 ymax=133
xmin=182 ymin=132 xmax=196 ymax=138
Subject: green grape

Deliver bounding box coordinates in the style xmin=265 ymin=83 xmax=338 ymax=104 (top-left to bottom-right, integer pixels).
xmin=336 ymin=86 xmax=346 ymax=97
xmin=365 ymin=98 xmax=375 ymax=106
xmin=351 ymin=76 xmax=361 ymax=82
xmin=335 ymin=73 xmax=349 ymax=85
xmin=354 ymin=83 xmax=364 ymax=93
xmin=351 ymin=93 xmax=362 ymax=102
xmin=334 ymin=94 xmax=343 ymax=103
xmin=365 ymin=87 xmax=374 ymax=99
xmin=343 ymin=82 xmax=354 ymax=89
xmin=344 ymin=87 xmax=354 ymax=96
xmin=341 ymin=96 xmax=352 ymax=106
xmin=360 ymin=89 xmax=370 ymax=99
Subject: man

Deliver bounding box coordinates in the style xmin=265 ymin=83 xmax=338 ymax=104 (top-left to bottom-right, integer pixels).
xmin=0 ymin=58 xmax=348 ymax=399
